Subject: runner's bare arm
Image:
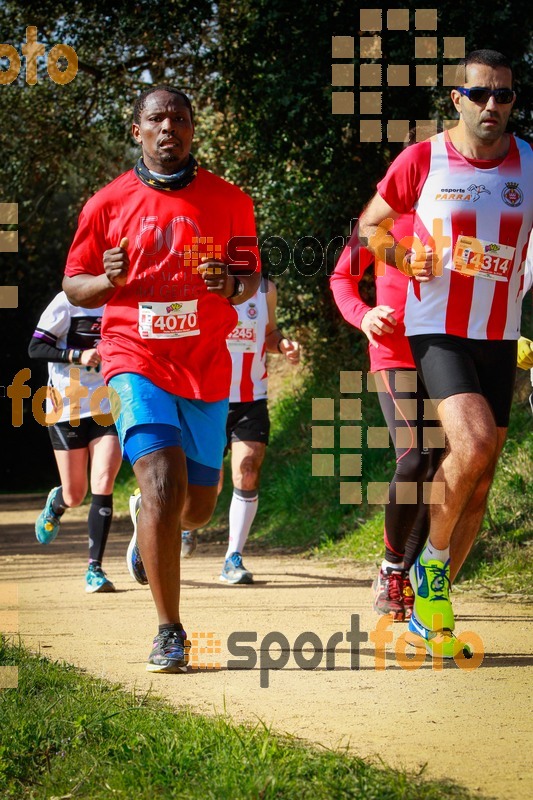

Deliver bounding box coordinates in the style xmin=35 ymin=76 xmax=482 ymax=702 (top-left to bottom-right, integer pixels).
xmin=198 ymin=258 xmax=261 ymax=304
xmin=264 ymin=280 xmax=300 ymax=362
xmin=63 ymin=238 xmax=130 ymax=308
xmin=358 ymin=194 xmax=403 ymax=268
xmin=359 ymin=194 xmax=434 ymax=282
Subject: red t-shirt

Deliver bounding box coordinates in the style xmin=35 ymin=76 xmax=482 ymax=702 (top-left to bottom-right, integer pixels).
xmin=330 ymin=215 xmax=416 ymax=371
xmin=65 ymin=167 xmax=259 ymax=401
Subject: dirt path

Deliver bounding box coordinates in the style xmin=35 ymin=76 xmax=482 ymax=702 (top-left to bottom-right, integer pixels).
xmin=1 ymin=495 xmax=532 ymax=800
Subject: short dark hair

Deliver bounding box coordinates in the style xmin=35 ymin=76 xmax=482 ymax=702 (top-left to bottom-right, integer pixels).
xmin=133 ymin=84 xmax=194 ymax=125
xmin=457 ymin=50 xmax=513 ymax=85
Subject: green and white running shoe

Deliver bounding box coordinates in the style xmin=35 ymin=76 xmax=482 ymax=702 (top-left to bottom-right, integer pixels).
xmin=35 ymin=486 xmax=62 ymax=544
xmin=407 ymin=614 xmax=473 ymax=659
xmin=409 ymin=555 xmax=454 ymax=632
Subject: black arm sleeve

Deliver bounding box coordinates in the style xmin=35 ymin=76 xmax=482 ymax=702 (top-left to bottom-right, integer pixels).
xmin=28 ymin=336 xmax=70 ymax=363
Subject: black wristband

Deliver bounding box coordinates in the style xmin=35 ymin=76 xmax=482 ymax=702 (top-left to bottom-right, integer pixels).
xmin=229 ymin=276 xmax=244 ymax=299
xmin=70 ymin=349 xmax=82 ymax=365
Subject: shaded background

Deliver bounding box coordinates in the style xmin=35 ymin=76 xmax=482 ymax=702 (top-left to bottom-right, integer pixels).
xmin=1 ymin=0 xmax=532 ymax=490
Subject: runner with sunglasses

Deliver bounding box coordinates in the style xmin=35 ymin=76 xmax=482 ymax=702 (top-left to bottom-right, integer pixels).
xmin=455 ymin=86 xmax=515 ymax=105
xmin=358 ymin=50 xmax=533 ymax=658
xmin=331 ymin=129 xmax=444 ymax=624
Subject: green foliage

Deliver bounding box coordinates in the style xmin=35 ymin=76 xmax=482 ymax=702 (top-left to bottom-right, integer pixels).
xmin=2 ymin=0 xmax=532 ymax=492
xmin=208 ymin=0 xmax=533 ymax=343
xmin=1 ymin=0 xmax=216 ymax=489
xmin=455 ymin=398 xmax=533 ymax=596
xmin=1 ymin=0 xmax=215 ymax=306
xmin=229 ymin=365 xmax=532 ymax=597
xmin=0 ymin=637 xmax=478 ymax=799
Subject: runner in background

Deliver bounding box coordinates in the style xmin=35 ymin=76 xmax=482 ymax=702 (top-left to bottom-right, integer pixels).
xmin=331 ymin=220 xmax=443 ymax=622
xmin=331 ymin=127 xmax=443 ymax=622
xmin=181 ymin=277 xmax=301 ymax=585
xmin=29 ymin=291 xmax=122 ymax=593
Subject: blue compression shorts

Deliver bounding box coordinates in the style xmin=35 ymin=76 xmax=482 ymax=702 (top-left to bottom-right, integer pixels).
xmin=108 ymin=373 xmax=228 ymax=485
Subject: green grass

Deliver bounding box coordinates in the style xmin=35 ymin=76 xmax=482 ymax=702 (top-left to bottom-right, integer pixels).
xmin=111 ymin=460 xmax=137 ymax=513
xmin=314 ymin=396 xmax=533 ymax=597
xmin=453 ymin=402 xmax=533 ymax=597
xmin=109 ymin=359 xmax=532 ymax=597
xmin=204 ymin=366 xmax=533 ymax=598
xmin=206 ymin=367 xmax=397 ymax=552
xmin=0 ymin=637 xmax=481 ymax=800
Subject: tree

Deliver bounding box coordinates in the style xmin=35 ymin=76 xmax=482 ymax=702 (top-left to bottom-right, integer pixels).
xmin=1 ymin=0 xmax=531 ymax=488
xmin=0 ymin=0 xmax=214 ymax=488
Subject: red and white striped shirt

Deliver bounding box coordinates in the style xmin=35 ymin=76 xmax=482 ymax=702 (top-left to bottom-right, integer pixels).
xmin=377 ymin=131 xmax=533 ymax=339
xmin=226 ymin=287 xmax=268 ymax=402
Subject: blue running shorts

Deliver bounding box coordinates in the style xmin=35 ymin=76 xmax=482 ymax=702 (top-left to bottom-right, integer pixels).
xmin=108 ymin=373 xmax=228 ymax=482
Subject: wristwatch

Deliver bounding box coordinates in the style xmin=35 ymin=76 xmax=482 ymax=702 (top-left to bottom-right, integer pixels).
xmin=229 ymin=276 xmax=245 ymax=298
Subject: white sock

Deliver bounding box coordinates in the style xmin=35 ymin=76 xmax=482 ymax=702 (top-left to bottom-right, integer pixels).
xmin=382 ymin=558 xmax=404 ymax=572
xmin=422 ymin=540 xmax=450 ymax=564
xmin=225 ymin=490 xmax=258 ymax=559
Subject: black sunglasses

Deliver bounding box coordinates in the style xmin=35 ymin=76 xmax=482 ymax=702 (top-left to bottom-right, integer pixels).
xmin=457 ymin=86 xmax=515 ymax=104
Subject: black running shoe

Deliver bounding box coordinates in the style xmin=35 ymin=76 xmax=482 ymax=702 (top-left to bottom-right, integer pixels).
xmin=146 ymin=627 xmax=190 ymax=673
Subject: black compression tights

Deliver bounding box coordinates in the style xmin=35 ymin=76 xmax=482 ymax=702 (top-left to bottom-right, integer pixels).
xmin=376 ymin=369 xmax=443 ymax=569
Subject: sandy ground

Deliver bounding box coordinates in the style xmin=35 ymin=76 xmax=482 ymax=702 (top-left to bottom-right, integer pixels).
xmin=1 ymin=494 xmax=532 ymax=800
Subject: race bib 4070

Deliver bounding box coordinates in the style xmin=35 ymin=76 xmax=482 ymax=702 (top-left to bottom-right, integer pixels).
xmin=138 ymin=300 xmax=200 ymax=339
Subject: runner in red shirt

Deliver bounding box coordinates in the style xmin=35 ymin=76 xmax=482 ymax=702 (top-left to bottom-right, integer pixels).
xmin=331 ymin=216 xmax=443 ymax=622
xmin=63 ymin=86 xmax=260 ymax=673
xmin=359 ymin=50 xmax=533 ymax=657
